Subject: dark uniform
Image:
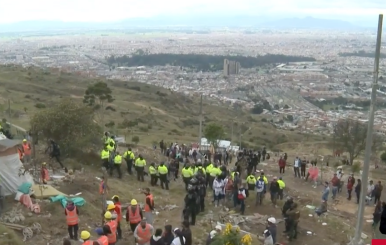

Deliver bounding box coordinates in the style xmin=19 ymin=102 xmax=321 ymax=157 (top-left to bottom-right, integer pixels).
xmin=196 ymin=173 xmax=206 ymax=212
xmin=286 ymin=202 xmax=300 ymax=241
xmin=184 ymin=183 xmax=198 ymax=225
xmin=282 ymin=197 xmax=294 ymax=233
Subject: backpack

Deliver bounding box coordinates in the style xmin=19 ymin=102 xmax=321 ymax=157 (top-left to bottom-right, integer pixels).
xmin=225 ymin=178 xmax=233 ymax=191
xmin=256 ymin=179 xmax=264 ymax=189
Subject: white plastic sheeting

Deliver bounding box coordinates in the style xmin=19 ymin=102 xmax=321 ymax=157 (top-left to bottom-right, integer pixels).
xmin=0 ymin=153 xmax=34 ymax=196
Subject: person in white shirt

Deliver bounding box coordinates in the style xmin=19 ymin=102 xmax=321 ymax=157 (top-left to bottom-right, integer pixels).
xmin=172 ymin=228 xmax=186 ymax=245
xmin=293 ymin=157 xmax=300 ymax=178
xmin=213 ymin=176 xmax=225 ymax=207
xmin=366 ymin=180 xmax=375 ymax=205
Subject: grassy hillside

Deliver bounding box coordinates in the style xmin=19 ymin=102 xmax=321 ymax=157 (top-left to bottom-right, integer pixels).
xmin=0 ymin=65 xmax=323 ymax=148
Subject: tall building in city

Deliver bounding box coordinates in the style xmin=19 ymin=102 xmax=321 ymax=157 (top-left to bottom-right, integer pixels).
xmin=223 ymin=59 xmax=240 ymax=76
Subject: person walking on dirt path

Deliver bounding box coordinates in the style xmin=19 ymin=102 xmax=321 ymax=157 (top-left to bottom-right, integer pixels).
xmin=278 ymin=157 xmax=286 ymax=174
xmin=126 ymin=199 xmax=143 ymax=232
xmin=374 ymin=181 xmax=383 ymax=205
xmin=266 ymin=217 xmax=277 ymax=244
xmin=65 ymin=200 xmax=79 ymax=241
xmin=135 ymin=155 xmax=147 ymax=182
xmin=277 ymin=177 xmax=285 ymax=200
xmin=104 ymin=211 xmax=117 ymax=245
xmin=286 ymin=202 xmax=300 ymax=242
xmin=355 ymin=179 xmax=362 ymax=204
xmin=134 ymin=219 xmax=154 ymax=245
xmin=41 ymin=162 xmax=50 ymax=184
xmin=255 ymin=173 xmax=266 ymax=206
xmin=158 ymin=162 xmax=169 ymax=190
xmin=269 ymin=177 xmax=280 ymax=207
xmin=112 ymin=195 xmax=122 ymax=240
xmin=282 ymin=197 xmax=293 ymax=234
xmin=45 ymin=139 xmax=67 ymax=172
xmin=293 ymin=157 xmax=300 ymax=178
xmin=101 ymin=145 xmax=110 ymax=171
xmin=111 ymin=152 xmax=122 ymax=179
xmin=149 ymin=162 xmax=158 ymax=186
xmin=300 ymin=158 xmax=307 ymax=179
xmin=143 ymin=188 xmax=155 ymax=224
xmin=322 ymin=181 xmax=330 ymax=202
xmin=123 ymin=147 xmax=135 ymax=175
xmin=331 ymin=174 xmax=339 ymax=199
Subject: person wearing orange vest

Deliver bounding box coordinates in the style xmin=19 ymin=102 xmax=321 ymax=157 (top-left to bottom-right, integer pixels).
xmin=104 ymin=211 xmax=117 ymax=245
xmin=134 ymin=219 xmax=154 ymax=245
xmin=65 ymin=200 xmax=79 ymax=240
xmin=143 ymin=188 xmax=154 ymax=225
xmin=22 ymin=139 xmax=32 ymax=163
xmin=126 ymin=199 xmax=143 ymax=232
xmin=80 ymin=230 xmax=92 ymax=245
xmin=112 ymin=195 xmax=122 ymax=240
xmin=17 ymin=147 xmax=24 ymax=162
xmin=94 ymin=225 xmax=111 ymax=245
xmin=41 ymin=162 xmax=50 ymax=184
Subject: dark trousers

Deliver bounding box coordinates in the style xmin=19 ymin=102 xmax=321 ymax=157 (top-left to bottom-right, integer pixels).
xmin=102 ymin=159 xmax=109 ymax=170
xmin=150 ymin=174 xmax=158 ymax=186
xmin=300 ymin=166 xmax=306 ymax=177
xmin=294 ymin=167 xmax=300 ymax=178
xmin=278 ymin=189 xmax=284 ymax=200
xmin=160 ymin=174 xmax=169 ymax=190
xmin=110 ymin=164 xmax=122 ymax=178
xmin=184 ymin=208 xmax=196 ymax=226
xmin=136 ymin=167 xmax=144 ymax=182
xmin=68 ymin=224 xmax=79 ymax=240
xmin=126 ymin=159 xmax=133 ymax=174
xmin=288 ymin=221 xmax=298 ymax=240
xmin=51 ymin=154 xmax=64 ymax=169
xmin=356 ymin=192 xmax=360 ymax=204
xmin=239 ymin=199 xmax=245 ymax=215
xmin=199 ymin=195 xmax=205 ymax=212
xmin=208 ymin=176 xmax=215 ymax=189
xmin=183 ymin=177 xmax=191 ymax=190
xmin=130 ymin=222 xmax=139 ymax=232
xmin=117 ymin=221 xmax=122 ymax=239
xmin=279 ymin=166 xmax=285 ymax=173
xmin=374 ymin=194 xmax=381 ymax=204
xmin=347 ymin=189 xmax=352 ymax=200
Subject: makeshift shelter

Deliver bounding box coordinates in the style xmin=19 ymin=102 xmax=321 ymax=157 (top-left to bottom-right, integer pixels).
xmin=0 ymin=133 xmax=34 ymax=196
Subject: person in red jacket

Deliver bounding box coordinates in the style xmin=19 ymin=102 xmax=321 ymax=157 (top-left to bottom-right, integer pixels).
xmin=347 ymin=176 xmax=354 ymax=200
xmin=278 ymin=157 xmax=286 ymax=174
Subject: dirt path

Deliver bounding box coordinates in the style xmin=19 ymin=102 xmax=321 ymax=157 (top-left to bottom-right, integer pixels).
xmin=133 ymin=102 xmax=179 ymax=120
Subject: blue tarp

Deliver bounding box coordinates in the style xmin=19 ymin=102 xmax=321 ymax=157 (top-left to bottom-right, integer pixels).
xmin=49 ymin=195 xmax=86 ymax=208
xmin=18 ymin=182 xmax=32 ymax=194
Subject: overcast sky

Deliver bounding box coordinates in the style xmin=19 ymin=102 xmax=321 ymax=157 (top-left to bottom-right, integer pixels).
xmin=0 ymin=0 xmax=384 ymax=23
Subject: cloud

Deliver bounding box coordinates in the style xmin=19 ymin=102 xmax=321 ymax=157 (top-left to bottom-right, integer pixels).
xmin=0 ymin=0 xmax=384 ymax=23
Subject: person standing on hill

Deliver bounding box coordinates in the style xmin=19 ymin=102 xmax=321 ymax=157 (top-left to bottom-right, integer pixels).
xmin=45 ymin=139 xmax=67 ymax=172
xmin=123 ymin=147 xmax=135 ymax=175
xmin=278 ymin=157 xmax=286 ymax=174
xmin=126 ymin=199 xmax=143 ymax=232
xmin=22 ymin=139 xmax=32 ymax=163
xmin=65 ymin=200 xmax=79 ymax=241
xmin=293 ymin=157 xmax=300 ymax=178
xmin=135 ymin=155 xmax=147 ymax=182
xmin=143 ymin=188 xmax=154 ymax=224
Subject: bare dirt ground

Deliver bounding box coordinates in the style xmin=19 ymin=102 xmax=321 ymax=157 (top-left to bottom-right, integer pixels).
xmin=1 ymin=144 xmax=381 ymax=245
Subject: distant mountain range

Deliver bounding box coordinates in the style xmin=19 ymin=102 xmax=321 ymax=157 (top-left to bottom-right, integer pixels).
xmin=0 ymin=16 xmax=378 ymax=33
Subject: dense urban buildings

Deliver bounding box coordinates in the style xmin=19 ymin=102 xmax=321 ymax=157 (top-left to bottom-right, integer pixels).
xmin=223 ymin=59 xmax=241 ymax=76
xmin=0 ymin=28 xmax=385 ymax=136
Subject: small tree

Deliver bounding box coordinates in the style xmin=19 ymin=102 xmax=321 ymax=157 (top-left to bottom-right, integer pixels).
xmin=30 ymin=99 xmax=102 ymax=155
xmin=83 ymin=81 xmax=114 ymax=124
xmin=132 ymin=136 xmax=140 ymax=144
xmin=380 ymin=152 xmax=386 ymax=162
xmin=204 ymin=123 xmax=225 ymax=148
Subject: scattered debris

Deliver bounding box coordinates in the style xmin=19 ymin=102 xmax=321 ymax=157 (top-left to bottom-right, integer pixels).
xmin=0 ymin=208 xmax=25 ymax=223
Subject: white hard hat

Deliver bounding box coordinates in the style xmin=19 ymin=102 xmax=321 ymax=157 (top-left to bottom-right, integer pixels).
xmin=106 ymin=200 xmax=114 ymax=205
xmin=215 ymin=225 xmax=222 ymax=231
xmin=268 ymin=217 xmax=276 ymax=224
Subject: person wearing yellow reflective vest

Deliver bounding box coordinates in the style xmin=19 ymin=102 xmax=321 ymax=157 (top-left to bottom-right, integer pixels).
xmin=123 ymin=148 xmax=135 ymax=175
xmin=158 ymin=162 xmax=169 ymax=190
xmin=106 ymin=142 xmax=115 ymax=165
xmin=209 ymin=164 xmax=221 ymax=189
xmin=205 ymin=162 xmax=213 ymax=188
xmin=277 ymin=177 xmax=286 ymax=200
xmin=149 ymin=163 xmax=158 ymax=186
xmin=135 ymin=155 xmax=146 ymax=182
xmin=181 ymin=163 xmax=194 ymax=190
xmin=194 ymin=165 xmax=206 ymax=176
xmin=246 ymin=174 xmax=257 ymax=191
xmin=259 ymin=171 xmax=269 ymax=185
xmin=101 ymin=146 xmax=110 ymax=170
xmin=111 ymin=152 xmax=122 ymax=179
xmin=189 ymin=165 xmax=196 ymax=175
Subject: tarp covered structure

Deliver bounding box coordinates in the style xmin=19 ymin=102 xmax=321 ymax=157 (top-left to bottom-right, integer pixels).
xmin=0 ymin=133 xmax=34 ymax=196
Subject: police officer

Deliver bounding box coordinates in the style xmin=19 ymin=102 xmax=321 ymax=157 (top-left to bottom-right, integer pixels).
xmin=101 ymin=145 xmax=110 ymax=170
xmin=282 ymin=197 xmax=294 ymax=234
xmin=184 ymin=184 xmax=197 ymax=226
xmin=123 ymin=147 xmax=135 ymax=174
xmin=181 ymin=163 xmax=194 ymax=190
xmin=112 ymin=152 xmax=122 ymax=178
xmin=286 ymin=202 xmax=300 ymax=241
xmin=149 ymin=162 xmax=158 ymax=186
xmin=195 ymin=170 xmax=206 ymax=213
xmin=158 ymin=162 xmax=169 ymax=190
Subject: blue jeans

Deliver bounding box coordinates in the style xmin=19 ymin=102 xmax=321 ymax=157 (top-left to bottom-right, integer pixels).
xmin=240 ymin=200 xmax=245 ymax=214
xmin=332 ymin=186 xmax=338 ymax=199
